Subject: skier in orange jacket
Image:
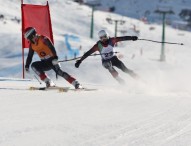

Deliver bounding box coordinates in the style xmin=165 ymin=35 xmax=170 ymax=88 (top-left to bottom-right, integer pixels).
xmin=24 ymin=27 xmax=82 ymax=89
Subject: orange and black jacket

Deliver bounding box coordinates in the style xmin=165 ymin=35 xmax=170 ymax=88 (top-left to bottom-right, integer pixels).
xmin=25 ymin=35 xmax=57 ymax=68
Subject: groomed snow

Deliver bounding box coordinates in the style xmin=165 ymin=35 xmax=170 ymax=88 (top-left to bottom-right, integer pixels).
xmin=0 ymin=0 xmax=191 ymax=146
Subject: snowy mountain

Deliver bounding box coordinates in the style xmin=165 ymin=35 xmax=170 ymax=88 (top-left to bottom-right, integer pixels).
xmin=0 ymin=0 xmax=191 ymax=146
xmin=87 ymin=0 xmax=191 ymax=23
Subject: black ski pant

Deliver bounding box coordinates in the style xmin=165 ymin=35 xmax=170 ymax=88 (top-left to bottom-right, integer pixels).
xmin=102 ymin=56 xmax=133 ymax=78
xmin=31 ymin=60 xmax=75 ymax=83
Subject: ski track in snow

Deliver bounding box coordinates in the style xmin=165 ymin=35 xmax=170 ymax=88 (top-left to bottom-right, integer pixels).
xmin=78 ymin=97 xmax=191 ymax=146
xmin=0 ymin=80 xmax=191 ymax=146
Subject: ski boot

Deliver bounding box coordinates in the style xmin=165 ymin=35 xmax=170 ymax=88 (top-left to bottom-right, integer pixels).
xmin=44 ymin=78 xmax=55 ymax=88
xmin=72 ymin=80 xmax=83 ymax=89
xmin=128 ymin=70 xmax=139 ymax=80
xmin=115 ymin=76 xmax=126 ymax=85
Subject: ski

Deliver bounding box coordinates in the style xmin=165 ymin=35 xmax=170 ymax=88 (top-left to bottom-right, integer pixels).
xmin=29 ymin=86 xmax=70 ymax=92
xmin=29 ymin=86 xmax=97 ymax=92
xmin=69 ymin=88 xmax=98 ymax=92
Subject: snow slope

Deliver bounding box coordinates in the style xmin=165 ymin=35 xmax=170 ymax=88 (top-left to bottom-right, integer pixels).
xmin=0 ymin=0 xmax=191 ymax=146
xmin=96 ymin=0 xmax=191 ymax=22
xmin=0 ymin=78 xmax=191 ymax=146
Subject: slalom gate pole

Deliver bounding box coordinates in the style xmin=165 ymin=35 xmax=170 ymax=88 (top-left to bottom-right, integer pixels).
xmin=138 ymin=39 xmax=184 ymax=45
xmin=58 ymin=51 xmax=119 ymax=63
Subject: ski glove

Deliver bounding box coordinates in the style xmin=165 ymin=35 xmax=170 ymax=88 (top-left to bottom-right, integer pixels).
xmin=25 ymin=65 xmax=29 ymax=72
xmin=131 ymin=36 xmax=138 ymax=41
xmin=75 ymin=60 xmax=82 ymax=68
xmin=52 ymin=59 xmax=59 ymax=65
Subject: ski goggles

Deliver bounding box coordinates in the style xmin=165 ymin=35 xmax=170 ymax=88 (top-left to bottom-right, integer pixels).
xmin=100 ymin=35 xmax=108 ymax=41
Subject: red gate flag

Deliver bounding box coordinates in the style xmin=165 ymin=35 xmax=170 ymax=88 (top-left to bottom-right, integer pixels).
xmin=21 ymin=1 xmax=54 ymax=78
xmin=21 ymin=1 xmax=54 ymax=48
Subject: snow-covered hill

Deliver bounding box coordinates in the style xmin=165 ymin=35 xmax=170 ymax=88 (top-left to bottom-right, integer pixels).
xmin=89 ymin=0 xmax=191 ymax=23
xmin=0 ymin=0 xmax=191 ymax=145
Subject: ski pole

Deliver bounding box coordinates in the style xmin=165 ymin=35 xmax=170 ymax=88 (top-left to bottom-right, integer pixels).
xmin=26 ymin=70 xmax=42 ymax=85
xmin=58 ymin=52 xmax=119 ymax=63
xmin=33 ymin=74 xmax=42 ymax=84
xmin=89 ymin=52 xmax=119 ymax=56
xmin=59 ymin=56 xmax=81 ymax=62
xmin=138 ymin=39 xmax=184 ymax=45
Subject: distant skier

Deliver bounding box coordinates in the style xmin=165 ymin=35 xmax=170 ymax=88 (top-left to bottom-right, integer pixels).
xmin=75 ymin=30 xmax=139 ymax=84
xmin=24 ymin=27 xmax=82 ymax=89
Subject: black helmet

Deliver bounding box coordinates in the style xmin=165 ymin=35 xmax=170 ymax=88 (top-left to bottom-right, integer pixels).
xmin=24 ymin=27 xmax=36 ymax=40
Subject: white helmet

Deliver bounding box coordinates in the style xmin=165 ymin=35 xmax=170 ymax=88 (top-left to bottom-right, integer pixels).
xmin=98 ymin=30 xmax=109 ymax=40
